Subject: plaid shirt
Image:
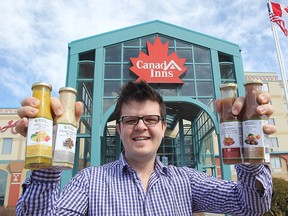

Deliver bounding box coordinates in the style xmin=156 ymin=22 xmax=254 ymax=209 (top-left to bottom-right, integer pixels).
xmin=17 ymin=153 xmax=272 ymax=215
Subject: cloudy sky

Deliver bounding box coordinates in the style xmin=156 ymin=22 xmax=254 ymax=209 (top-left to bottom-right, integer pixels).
xmin=0 ymin=0 xmax=287 ymax=108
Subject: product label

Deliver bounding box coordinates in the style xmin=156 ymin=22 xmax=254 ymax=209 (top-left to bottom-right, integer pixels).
xmin=26 ymin=117 xmax=53 ymax=158
xmin=220 ymin=121 xmax=242 ymax=159
xmin=52 ymin=123 xmax=77 ymax=165
xmin=242 ymin=119 xmax=268 ymax=160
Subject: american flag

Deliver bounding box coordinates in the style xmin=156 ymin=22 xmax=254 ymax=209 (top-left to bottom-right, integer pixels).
xmin=268 ymin=1 xmax=288 ymax=36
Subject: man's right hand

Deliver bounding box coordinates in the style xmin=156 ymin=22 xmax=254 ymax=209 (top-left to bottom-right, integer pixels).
xmin=16 ymin=97 xmax=83 ymax=137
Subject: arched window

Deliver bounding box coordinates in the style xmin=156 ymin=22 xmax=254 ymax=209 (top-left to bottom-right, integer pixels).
xmin=0 ymin=170 xmax=8 ymax=206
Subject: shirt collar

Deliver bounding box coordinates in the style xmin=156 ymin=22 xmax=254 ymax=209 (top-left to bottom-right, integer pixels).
xmin=118 ymin=152 xmax=171 ymax=178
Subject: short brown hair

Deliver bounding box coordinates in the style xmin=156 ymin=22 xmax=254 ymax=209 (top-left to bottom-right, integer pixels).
xmin=114 ymin=80 xmax=166 ymax=123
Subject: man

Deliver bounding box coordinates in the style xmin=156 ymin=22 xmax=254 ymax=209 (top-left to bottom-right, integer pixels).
xmin=16 ymin=80 xmax=276 ymax=215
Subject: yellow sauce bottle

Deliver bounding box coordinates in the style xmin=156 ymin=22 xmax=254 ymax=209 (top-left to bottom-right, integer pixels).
xmin=25 ymin=82 xmax=53 ymax=169
xmin=52 ymin=87 xmax=77 ymax=169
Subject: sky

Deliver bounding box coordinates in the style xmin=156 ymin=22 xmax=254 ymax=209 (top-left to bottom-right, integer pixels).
xmin=0 ymin=0 xmax=288 ymax=108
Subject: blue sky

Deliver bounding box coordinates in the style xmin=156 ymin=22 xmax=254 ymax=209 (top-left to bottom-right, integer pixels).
xmin=0 ymin=0 xmax=287 ymax=108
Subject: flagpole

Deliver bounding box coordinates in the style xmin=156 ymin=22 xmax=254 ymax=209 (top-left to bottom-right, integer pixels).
xmin=268 ymin=1 xmax=288 ymax=111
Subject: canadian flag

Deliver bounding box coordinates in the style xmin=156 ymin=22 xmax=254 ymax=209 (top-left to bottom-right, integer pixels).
xmin=268 ymin=1 xmax=288 ymax=36
xmin=271 ymin=1 xmax=288 ymax=16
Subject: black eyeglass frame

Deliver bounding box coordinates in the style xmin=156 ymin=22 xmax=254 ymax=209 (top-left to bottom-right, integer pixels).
xmin=118 ymin=115 xmax=164 ymax=126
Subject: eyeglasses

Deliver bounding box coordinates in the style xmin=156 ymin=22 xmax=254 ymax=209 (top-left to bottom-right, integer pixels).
xmin=119 ymin=115 xmax=164 ymax=126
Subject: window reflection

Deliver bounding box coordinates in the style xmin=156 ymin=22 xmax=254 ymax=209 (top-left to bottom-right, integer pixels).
xmin=160 ymin=36 xmax=174 ymax=47
xmin=104 ymin=64 xmax=121 ymax=79
xmin=124 ymin=39 xmax=139 ymax=46
xmin=105 ymin=45 xmax=121 ymax=62
xmin=124 ymin=48 xmax=139 ymax=62
xmin=123 ymin=63 xmax=137 ymax=79
xmin=218 ymin=53 xmax=235 ymax=80
xmin=103 ymin=98 xmax=117 ymax=114
xmin=194 ymin=46 xmax=210 ymax=63
xmin=78 ymin=62 xmax=94 ymax=79
xmin=177 ymin=49 xmax=192 ymax=63
xmin=219 ymin=62 xmax=235 ymax=79
xmin=141 ymin=35 xmax=157 ymax=46
xmin=179 ymin=82 xmax=195 ymax=96
xmin=104 ymin=81 xmax=121 ymax=96
xmin=197 ymin=82 xmax=213 ymax=96
xmin=79 ymin=50 xmax=95 ymax=61
xmin=182 ymin=64 xmax=194 ymax=79
xmin=159 ymin=84 xmax=177 ymax=96
xmin=195 ymin=65 xmax=212 ymax=79
xmin=176 ymin=40 xmax=191 ymax=47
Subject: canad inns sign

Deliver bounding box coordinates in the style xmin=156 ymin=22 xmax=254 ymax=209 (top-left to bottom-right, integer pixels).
xmin=130 ymin=37 xmax=187 ymax=84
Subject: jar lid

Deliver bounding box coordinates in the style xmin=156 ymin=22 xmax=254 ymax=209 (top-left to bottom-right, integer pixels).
xmin=244 ymin=79 xmax=263 ymax=85
xmin=59 ymin=87 xmax=77 ymax=95
xmin=219 ymin=83 xmax=237 ymax=90
xmin=31 ymin=82 xmax=52 ymax=91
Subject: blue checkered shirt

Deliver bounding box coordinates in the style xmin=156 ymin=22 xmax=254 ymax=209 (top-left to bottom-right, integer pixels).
xmin=17 ymin=153 xmax=272 ymax=215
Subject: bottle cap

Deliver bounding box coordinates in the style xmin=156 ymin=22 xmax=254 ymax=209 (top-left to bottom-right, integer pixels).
xmin=59 ymin=87 xmax=77 ymax=95
xmin=244 ymin=79 xmax=263 ymax=86
xmin=220 ymin=83 xmax=237 ymax=90
xmin=31 ymin=82 xmax=52 ymax=91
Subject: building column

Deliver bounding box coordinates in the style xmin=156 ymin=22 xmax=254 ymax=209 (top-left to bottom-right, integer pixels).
xmin=8 ymin=161 xmax=24 ymax=207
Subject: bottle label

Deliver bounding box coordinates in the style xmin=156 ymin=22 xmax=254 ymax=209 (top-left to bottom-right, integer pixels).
xmin=52 ymin=123 xmax=77 ymax=165
xmin=26 ymin=117 xmax=53 ymax=158
xmin=242 ymin=119 xmax=268 ymax=161
xmin=220 ymin=121 xmax=242 ymax=159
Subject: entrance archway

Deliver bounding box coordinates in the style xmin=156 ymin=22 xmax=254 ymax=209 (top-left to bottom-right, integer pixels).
xmin=100 ymin=97 xmax=219 ymax=177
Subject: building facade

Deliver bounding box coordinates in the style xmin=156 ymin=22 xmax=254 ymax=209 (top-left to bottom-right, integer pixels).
xmin=0 ymin=109 xmax=27 ymax=207
xmin=0 ymin=21 xmax=287 ymax=207
xmin=64 ymin=20 xmax=247 ymax=184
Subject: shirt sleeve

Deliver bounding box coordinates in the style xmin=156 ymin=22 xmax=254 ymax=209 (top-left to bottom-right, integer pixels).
xmin=16 ymin=169 xmax=62 ymax=215
xmin=190 ymin=164 xmax=272 ymax=215
xmin=16 ymin=168 xmax=91 ymax=216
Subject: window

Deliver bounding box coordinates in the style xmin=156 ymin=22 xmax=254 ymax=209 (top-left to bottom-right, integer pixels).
xmin=0 ymin=170 xmax=7 ymax=206
xmin=262 ymin=83 xmax=269 ymax=92
xmin=218 ymin=53 xmax=235 ymax=81
xmin=1 ymin=138 xmax=12 ymax=154
xmin=268 ymin=137 xmax=279 ymax=148
xmin=270 ymin=157 xmax=282 ymax=169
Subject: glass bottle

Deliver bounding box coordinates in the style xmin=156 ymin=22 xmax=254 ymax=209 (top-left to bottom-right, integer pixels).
xmin=219 ymin=83 xmax=242 ymax=164
xmin=52 ymin=87 xmax=77 ymax=169
xmin=25 ymin=82 xmax=53 ymax=169
xmin=242 ymin=80 xmax=269 ymax=164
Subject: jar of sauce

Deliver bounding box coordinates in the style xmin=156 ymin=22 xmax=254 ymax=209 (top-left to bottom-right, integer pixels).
xmin=25 ymin=82 xmax=53 ymax=169
xmin=242 ymin=80 xmax=269 ymax=164
xmin=52 ymin=87 xmax=77 ymax=169
xmin=219 ymin=83 xmax=242 ymax=164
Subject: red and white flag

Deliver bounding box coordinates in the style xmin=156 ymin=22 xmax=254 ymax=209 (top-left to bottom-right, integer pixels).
xmin=268 ymin=1 xmax=288 ymax=36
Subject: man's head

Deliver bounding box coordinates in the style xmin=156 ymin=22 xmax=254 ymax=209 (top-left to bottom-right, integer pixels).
xmin=114 ymin=80 xmax=166 ymax=123
xmin=115 ymin=80 xmax=167 ymax=162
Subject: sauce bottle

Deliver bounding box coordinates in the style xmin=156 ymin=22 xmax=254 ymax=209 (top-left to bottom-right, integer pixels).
xmin=25 ymin=82 xmax=53 ymax=169
xmin=242 ymin=80 xmax=269 ymax=164
xmin=219 ymin=83 xmax=242 ymax=164
xmin=52 ymin=87 xmax=77 ymax=169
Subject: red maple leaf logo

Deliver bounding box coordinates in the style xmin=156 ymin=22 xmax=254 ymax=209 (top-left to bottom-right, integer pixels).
xmin=130 ymin=37 xmax=187 ymax=84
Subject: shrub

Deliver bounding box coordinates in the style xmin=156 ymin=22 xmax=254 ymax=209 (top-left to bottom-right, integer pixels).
xmin=264 ymin=177 xmax=288 ymax=216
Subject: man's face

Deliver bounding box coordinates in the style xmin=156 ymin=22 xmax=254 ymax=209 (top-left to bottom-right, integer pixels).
xmin=116 ymin=100 xmax=166 ymax=162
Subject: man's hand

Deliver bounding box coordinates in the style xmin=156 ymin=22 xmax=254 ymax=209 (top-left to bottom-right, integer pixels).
xmin=16 ymin=97 xmax=83 ymax=137
xmin=215 ymin=92 xmax=277 ymax=135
